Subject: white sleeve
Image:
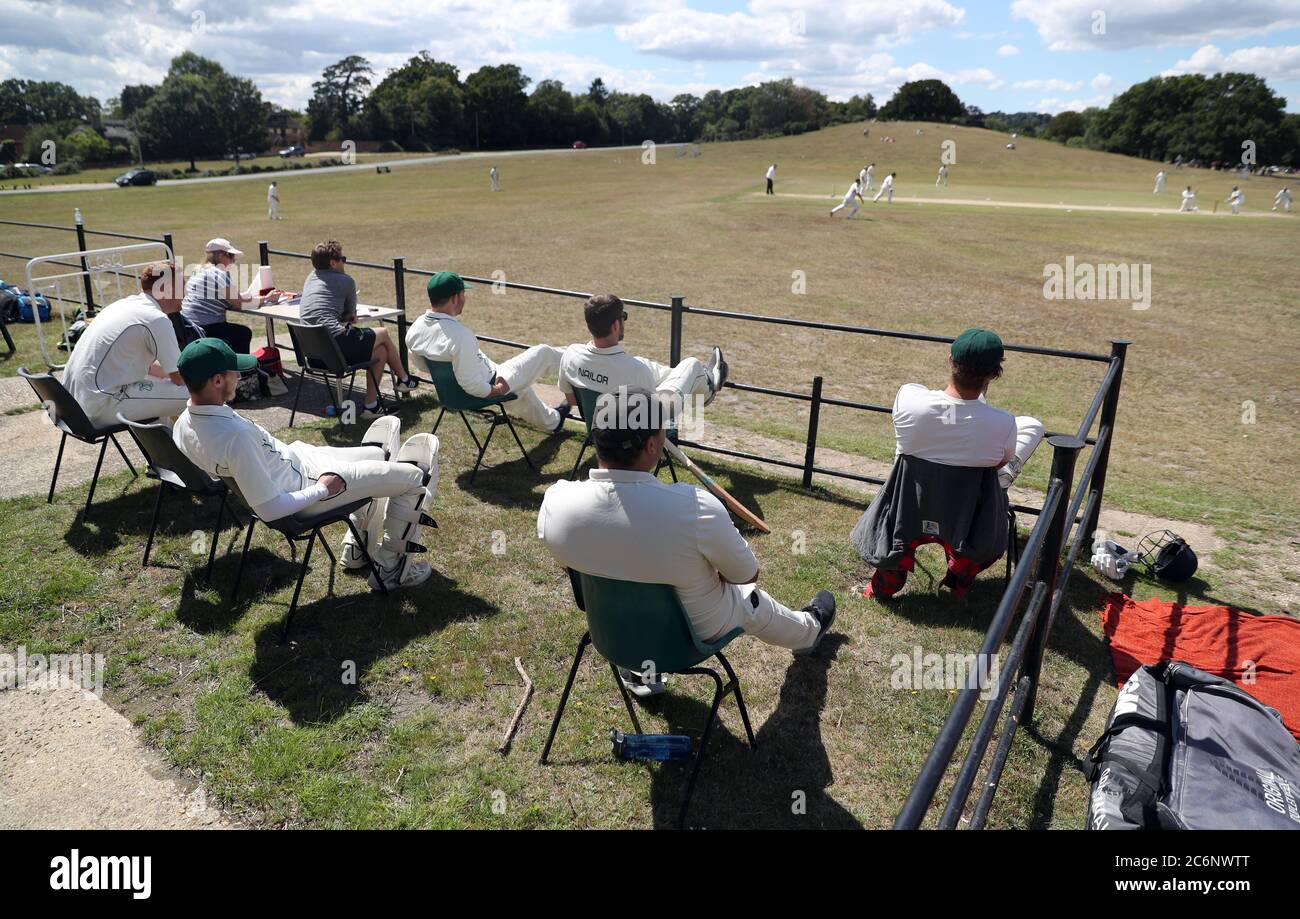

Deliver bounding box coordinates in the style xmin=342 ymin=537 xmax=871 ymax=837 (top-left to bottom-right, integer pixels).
xmin=694 ymin=490 xmax=759 ymax=585
xmin=254 ymin=481 xmax=330 ymax=522
xmin=452 ymin=325 xmax=494 ymax=398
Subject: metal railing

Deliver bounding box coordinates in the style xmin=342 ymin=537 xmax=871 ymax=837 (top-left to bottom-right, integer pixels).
xmin=4 ymin=218 xmax=1131 ymax=828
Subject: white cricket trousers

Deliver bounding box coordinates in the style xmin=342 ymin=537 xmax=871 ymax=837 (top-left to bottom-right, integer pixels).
xmin=636 ymin=355 xmax=711 ymax=402
xmin=694 ymin=583 xmax=820 ymax=651
xmin=268 ymin=202 xmax=279 ymax=219
xmin=299 ymin=439 xmax=437 ymax=569
xmin=873 ymin=186 xmax=893 ymax=203
xmin=492 ymin=344 xmax=563 ymax=431
xmin=831 ymin=201 xmax=859 ymax=218
xmin=83 ymin=378 xmax=191 ymax=427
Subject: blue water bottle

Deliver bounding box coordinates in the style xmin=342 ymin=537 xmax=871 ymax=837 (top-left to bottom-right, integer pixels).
xmin=610 ymin=729 xmax=692 ymax=762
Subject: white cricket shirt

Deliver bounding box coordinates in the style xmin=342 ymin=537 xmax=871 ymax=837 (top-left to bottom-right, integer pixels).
xmin=891 ymin=383 xmax=1017 ymax=468
xmin=538 ymin=469 xmax=760 ymax=639
xmin=405 ymin=311 xmax=496 ymax=398
xmin=557 ymin=343 xmax=658 ymax=396
xmin=63 ymin=292 xmax=181 ymax=409
xmin=173 ymin=403 xmax=314 ymax=507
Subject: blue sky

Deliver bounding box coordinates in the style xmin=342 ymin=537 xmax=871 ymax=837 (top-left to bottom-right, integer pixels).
xmin=2 ymin=0 xmax=1298 ymax=114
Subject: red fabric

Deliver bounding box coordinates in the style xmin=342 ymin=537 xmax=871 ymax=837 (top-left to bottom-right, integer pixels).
xmin=1100 ymin=594 xmax=1300 ymax=740
xmin=865 ymin=536 xmax=997 ymax=600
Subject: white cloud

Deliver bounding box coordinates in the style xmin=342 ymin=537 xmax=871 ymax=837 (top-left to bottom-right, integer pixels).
xmin=1090 ymin=72 xmax=1113 ymax=90
xmin=997 ymin=44 xmax=1020 ymax=57
xmin=1011 ymin=0 xmax=1300 ymax=51
xmin=1162 ymin=43 xmax=1300 ymax=82
xmin=1032 ymin=94 xmax=1114 ymax=114
xmin=1013 ymin=78 xmax=1083 ymax=92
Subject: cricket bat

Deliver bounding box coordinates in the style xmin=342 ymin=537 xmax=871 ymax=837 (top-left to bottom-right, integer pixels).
xmin=662 ymin=440 xmax=770 ymax=533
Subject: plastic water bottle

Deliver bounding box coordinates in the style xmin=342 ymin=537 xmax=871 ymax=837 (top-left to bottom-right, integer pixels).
xmin=610 ymin=729 xmax=692 ymax=762
xmin=74 ymin=208 xmax=83 ymax=226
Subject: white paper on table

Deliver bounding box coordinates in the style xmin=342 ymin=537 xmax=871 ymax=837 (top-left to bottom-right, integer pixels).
xmin=243 ymin=265 xmax=272 ymax=298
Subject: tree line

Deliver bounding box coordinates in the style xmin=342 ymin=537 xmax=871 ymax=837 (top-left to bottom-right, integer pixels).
xmin=3 ymin=53 xmax=1297 ymax=171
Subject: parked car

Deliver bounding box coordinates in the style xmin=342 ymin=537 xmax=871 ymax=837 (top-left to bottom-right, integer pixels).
xmin=11 ymin=163 xmax=53 ymax=175
xmin=114 ymin=169 xmax=157 ymax=187
xmin=571 ymin=141 xmax=587 ymax=149
xmin=278 ymin=145 xmax=306 ymax=158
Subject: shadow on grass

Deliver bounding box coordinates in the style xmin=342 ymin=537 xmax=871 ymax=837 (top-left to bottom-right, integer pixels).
xmin=449 ymin=425 xmax=569 ymax=509
xmin=175 ymin=544 xmax=301 ymax=634
xmin=639 ymin=633 xmax=861 ymax=829
xmin=246 ymin=567 xmax=501 ymax=725
xmin=63 ymin=478 xmax=227 ymax=558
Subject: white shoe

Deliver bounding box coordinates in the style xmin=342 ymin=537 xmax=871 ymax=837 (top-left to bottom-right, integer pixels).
xmin=618 ymin=666 xmax=666 ymax=700
xmin=340 ymin=539 xmax=370 ymax=570
xmin=394 ymin=376 xmax=420 ymax=395
xmin=368 ymin=559 xmax=433 ymax=591
xmin=704 ymin=347 xmax=727 ymax=404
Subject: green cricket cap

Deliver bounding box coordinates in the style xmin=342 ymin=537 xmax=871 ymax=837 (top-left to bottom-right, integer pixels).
xmin=950 ymin=328 xmax=1004 ymax=371
xmin=426 ymin=271 xmax=473 ymax=302
xmin=176 ymin=338 xmax=257 ymax=385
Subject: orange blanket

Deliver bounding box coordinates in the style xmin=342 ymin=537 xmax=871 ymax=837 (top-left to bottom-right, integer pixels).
xmin=1100 ymin=595 xmax=1300 ymax=740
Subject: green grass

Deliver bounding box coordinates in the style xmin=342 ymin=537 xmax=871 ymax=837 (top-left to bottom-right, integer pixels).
xmin=0 ymin=388 xmax=1247 ymax=829
xmin=0 ymin=121 xmax=1295 ymax=828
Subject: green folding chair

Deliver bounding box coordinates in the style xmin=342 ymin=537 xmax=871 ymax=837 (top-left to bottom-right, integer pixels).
xmin=567 ymin=384 xmax=678 ymax=482
xmin=422 ymin=357 xmax=535 ymax=483
xmin=539 ymin=570 xmax=756 ymax=829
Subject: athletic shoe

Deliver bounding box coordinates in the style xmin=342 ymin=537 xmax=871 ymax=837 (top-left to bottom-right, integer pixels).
xmin=549 ymin=401 xmax=572 ymax=434
xmin=361 ymin=401 xmax=388 ymax=419
xmin=368 ymin=559 xmax=433 ymax=592
xmin=618 ymin=666 xmax=666 ymax=700
xmin=394 ymin=376 xmax=420 ymax=394
xmin=794 ymin=590 xmax=837 ymax=657
xmin=704 ymin=347 xmax=728 ymax=404
xmin=340 ymin=538 xmax=370 ymax=570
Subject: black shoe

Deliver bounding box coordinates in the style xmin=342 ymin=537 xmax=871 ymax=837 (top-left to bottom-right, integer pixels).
xmin=550 ymin=401 xmax=573 ymax=433
xmin=794 ymin=590 xmax=836 ymax=656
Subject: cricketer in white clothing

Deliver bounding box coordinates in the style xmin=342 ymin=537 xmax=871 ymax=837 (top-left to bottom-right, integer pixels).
xmin=538 ymin=389 xmax=835 ymax=655
xmin=873 ymin=172 xmax=895 ymax=203
xmin=267 ymin=181 xmax=280 ymax=219
xmin=891 ymin=329 xmax=1044 ymax=488
xmin=831 ymin=180 xmax=864 ymax=218
xmin=405 ymin=271 xmax=570 ymax=433
xmin=61 ymin=262 xmax=190 ymax=427
xmin=557 ymin=294 xmax=725 ymax=419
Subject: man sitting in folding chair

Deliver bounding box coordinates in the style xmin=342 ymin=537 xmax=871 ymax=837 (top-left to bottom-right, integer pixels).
xmin=538 ymin=388 xmax=836 ymax=698
xmin=171 ymin=339 xmax=440 ymax=591
xmin=61 ymin=261 xmax=191 ymax=426
xmin=406 ymin=271 xmax=571 ymax=434
xmin=852 ymin=328 xmax=1044 ymax=601
xmin=558 ymin=293 xmax=727 ymax=422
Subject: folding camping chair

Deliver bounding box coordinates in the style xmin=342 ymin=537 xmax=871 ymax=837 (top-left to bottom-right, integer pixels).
xmin=18 ymin=367 xmax=139 ymax=517
xmin=285 ymin=321 xmax=379 ymax=427
xmin=422 ymin=357 xmax=535 ymax=484
xmin=221 ymin=476 xmax=388 ymax=642
xmin=539 ymin=570 xmax=756 ymax=829
xmin=567 ymin=385 xmax=678 ymax=482
xmin=118 ymin=416 xmax=234 ymax=579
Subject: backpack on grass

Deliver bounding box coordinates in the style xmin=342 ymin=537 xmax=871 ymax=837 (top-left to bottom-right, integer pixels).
xmin=1085 ymin=660 xmax=1300 ymax=830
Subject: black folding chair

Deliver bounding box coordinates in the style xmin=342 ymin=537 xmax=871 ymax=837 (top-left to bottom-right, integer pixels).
xmin=284 ymin=321 xmax=380 ymax=427
xmin=118 ymin=415 xmax=234 ymax=579
xmin=19 ymin=367 xmax=139 ymax=517
xmin=221 ymin=477 xmax=388 ymax=642
xmin=0 ymin=313 xmax=14 ymax=355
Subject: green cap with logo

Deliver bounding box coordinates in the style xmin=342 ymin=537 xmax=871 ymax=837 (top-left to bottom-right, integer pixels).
xmin=426 ymin=271 xmax=473 ymax=302
xmin=176 ymin=338 xmax=257 ymax=385
xmin=950 ymin=328 xmax=1004 ymax=371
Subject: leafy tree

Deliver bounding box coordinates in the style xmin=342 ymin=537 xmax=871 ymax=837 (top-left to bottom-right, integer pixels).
xmin=308 ymin=55 xmax=374 ymax=141
xmin=587 ymin=78 xmax=609 ymax=108
xmin=135 ymin=75 xmax=223 ymax=169
xmin=1042 ymin=110 xmax=1088 ymax=143
xmin=878 ymin=80 xmax=966 ymax=122
xmin=0 ymin=79 xmax=96 ymax=124
xmin=61 ymin=127 xmax=112 ymax=163
xmin=527 ymin=80 xmax=576 ymax=146
xmin=119 ymin=84 xmax=156 ymax=118
xmin=464 ymin=64 xmax=531 ymax=148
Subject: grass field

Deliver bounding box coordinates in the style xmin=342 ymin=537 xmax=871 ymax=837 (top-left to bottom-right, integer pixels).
xmin=0 ymin=121 xmax=1296 ymax=828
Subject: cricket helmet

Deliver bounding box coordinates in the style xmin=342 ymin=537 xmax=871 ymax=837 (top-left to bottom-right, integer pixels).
xmin=1135 ymin=530 xmax=1198 ymax=583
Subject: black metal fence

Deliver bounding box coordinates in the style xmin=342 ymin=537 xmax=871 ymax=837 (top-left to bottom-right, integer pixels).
xmin=3 ymin=217 xmax=1130 ymax=827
